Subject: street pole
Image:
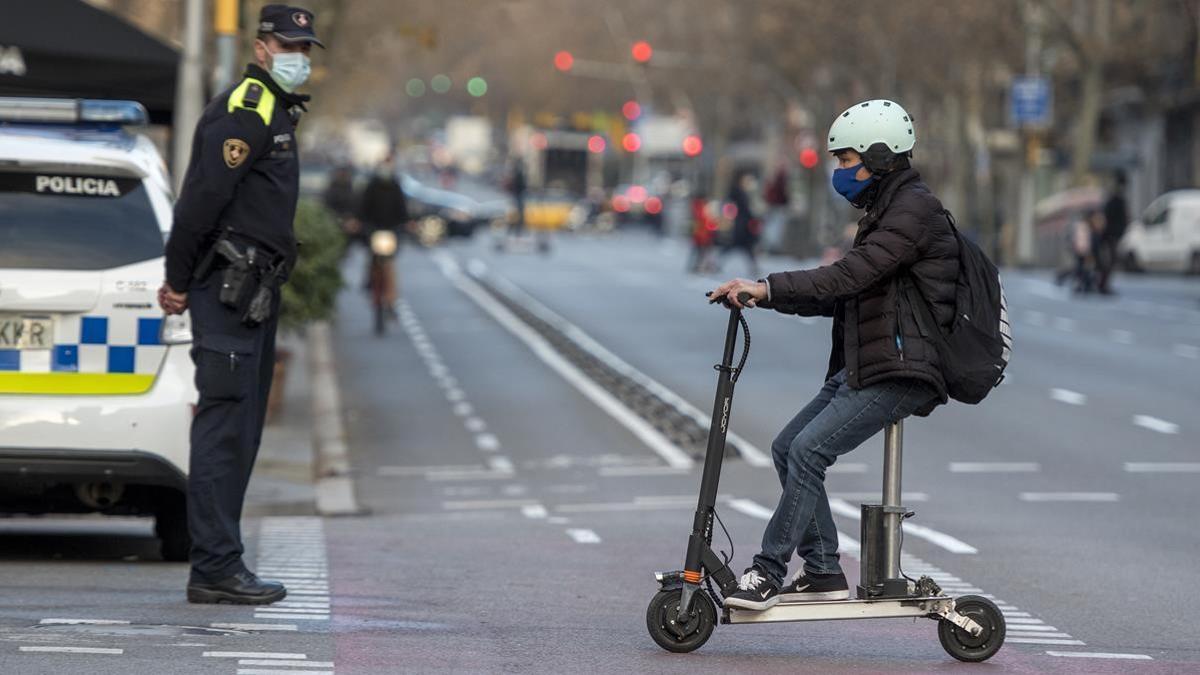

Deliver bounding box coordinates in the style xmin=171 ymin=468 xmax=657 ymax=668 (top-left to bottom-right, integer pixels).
xmin=212 ymin=0 xmax=239 ymax=93
xmin=1016 ymin=0 xmax=1042 ymax=266
xmin=172 ymin=0 xmax=206 ymax=194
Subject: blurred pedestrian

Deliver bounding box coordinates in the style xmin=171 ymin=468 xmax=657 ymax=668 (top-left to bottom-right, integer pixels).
xmin=763 ymin=165 xmax=790 ymax=253
xmin=720 ymin=172 xmax=760 ymax=277
xmin=1097 ymin=173 xmax=1128 ymax=295
xmin=687 ymin=192 xmax=717 ymax=274
xmin=506 ymin=159 xmax=527 ymax=237
xmin=1069 ymin=209 xmax=1102 ymax=294
xmin=323 ymin=163 xmax=360 ymax=244
xmin=357 ymin=150 xmax=408 ymax=313
xmin=160 ymin=3 xmax=325 ymax=606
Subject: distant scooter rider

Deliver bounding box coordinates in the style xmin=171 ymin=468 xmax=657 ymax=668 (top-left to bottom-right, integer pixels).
xmin=711 ymin=100 xmax=961 ymax=610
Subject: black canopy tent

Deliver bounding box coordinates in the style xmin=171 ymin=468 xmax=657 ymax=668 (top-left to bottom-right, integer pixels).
xmin=0 ymin=0 xmax=178 ymax=124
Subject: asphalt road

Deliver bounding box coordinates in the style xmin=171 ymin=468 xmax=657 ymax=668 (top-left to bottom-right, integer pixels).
xmin=2 ymin=230 xmax=1196 ymax=673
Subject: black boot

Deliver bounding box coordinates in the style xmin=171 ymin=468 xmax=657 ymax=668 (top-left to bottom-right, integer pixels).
xmin=187 ymin=570 xmax=287 ymax=605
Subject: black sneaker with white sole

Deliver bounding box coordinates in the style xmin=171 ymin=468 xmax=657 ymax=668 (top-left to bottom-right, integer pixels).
xmin=723 ymin=566 xmax=781 ymax=610
xmin=779 ymin=571 xmax=850 ymax=602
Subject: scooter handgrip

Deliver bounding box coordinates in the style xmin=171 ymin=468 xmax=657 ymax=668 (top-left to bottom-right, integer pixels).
xmin=737 ymin=291 xmax=753 ymax=305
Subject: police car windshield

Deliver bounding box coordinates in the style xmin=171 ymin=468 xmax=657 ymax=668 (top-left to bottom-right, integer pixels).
xmin=0 ymin=168 xmax=163 ymax=271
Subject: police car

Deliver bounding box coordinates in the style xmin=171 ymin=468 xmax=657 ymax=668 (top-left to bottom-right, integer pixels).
xmin=0 ymin=98 xmax=194 ymax=560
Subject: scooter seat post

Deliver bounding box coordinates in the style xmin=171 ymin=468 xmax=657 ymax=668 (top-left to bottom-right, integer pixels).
xmin=881 ymin=421 xmax=904 ymax=581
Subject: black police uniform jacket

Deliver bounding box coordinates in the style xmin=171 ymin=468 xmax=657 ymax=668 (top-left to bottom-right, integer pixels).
xmin=762 ymin=168 xmax=959 ymax=416
xmin=165 ymin=64 xmax=305 ymax=291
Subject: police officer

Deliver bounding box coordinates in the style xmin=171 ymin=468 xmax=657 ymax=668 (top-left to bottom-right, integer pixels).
xmin=159 ymin=5 xmax=324 ymax=605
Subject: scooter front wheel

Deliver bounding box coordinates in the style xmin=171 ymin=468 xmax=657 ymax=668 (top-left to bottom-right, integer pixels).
xmin=646 ymin=589 xmax=716 ymax=653
xmin=938 ymin=595 xmax=1006 ymax=662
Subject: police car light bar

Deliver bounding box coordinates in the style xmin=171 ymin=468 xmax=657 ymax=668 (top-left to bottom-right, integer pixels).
xmin=0 ymin=97 xmax=148 ymax=125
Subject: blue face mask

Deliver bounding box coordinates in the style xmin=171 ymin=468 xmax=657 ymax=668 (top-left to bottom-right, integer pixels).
xmin=832 ymin=163 xmax=873 ymax=203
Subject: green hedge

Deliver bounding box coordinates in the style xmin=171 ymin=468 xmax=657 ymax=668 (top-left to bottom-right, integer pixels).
xmin=280 ymin=199 xmax=346 ymax=333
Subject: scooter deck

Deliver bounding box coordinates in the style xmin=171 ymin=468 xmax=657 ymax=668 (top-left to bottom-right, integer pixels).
xmin=725 ymin=595 xmax=954 ymax=625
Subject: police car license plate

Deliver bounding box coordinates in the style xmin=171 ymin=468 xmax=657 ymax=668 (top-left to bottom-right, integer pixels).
xmin=0 ymin=315 xmax=54 ymax=350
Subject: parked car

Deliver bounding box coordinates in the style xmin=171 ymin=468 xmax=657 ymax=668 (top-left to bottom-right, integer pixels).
xmin=0 ymin=98 xmax=194 ymax=560
xmin=1119 ymin=190 xmax=1200 ymax=274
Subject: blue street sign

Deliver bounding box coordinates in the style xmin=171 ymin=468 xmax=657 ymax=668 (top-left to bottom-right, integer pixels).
xmin=1011 ymin=76 xmax=1051 ymax=128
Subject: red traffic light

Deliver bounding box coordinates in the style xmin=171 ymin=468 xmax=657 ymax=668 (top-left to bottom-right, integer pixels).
xmin=682 ymin=135 xmax=703 ymax=157
xmin=587 ymin=135 xmax=606 ymax=154
xmin=799 ymin=147 xmax=819 ymax=169
xmin=631 ymin=40 xmax=653 ymax=63
xmin=622 ymin=132 xmax=642 ymax=153
xmin=621 ymin=100 xmax=641 ymax=121
xmin=554 ymin=51 xmax=574 ymax=72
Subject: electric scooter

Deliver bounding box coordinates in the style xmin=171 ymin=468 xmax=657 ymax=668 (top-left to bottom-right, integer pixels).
xmin=646 ymin=293 xmax=1006 ymax=662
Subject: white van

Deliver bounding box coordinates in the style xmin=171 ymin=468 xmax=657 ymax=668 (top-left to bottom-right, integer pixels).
xmin=1119 ymin=190 xmax=1200 ymax=274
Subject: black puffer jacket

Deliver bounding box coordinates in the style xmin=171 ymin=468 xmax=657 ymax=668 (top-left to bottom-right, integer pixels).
xmin=763 ymin=168 xmax=958 ymax=415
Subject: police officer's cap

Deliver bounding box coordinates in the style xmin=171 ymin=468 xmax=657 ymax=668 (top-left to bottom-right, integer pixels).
xmin=258 ymin=4 xmax=324 ymax=48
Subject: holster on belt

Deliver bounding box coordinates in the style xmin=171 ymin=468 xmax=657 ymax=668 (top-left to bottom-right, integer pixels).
xmin=196 ymin=233 xmax=286 ymax=326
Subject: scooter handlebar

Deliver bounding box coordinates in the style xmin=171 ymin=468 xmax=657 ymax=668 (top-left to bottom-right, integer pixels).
xmin=705 ymin=291 xmax=754 ymax=308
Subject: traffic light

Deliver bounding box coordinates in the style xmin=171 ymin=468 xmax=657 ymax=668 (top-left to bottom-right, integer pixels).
xmin=622 ymin=132 xmax=642 ymax=152
xmin=554 ymin=51 xmax=574 ymax=72
xmin=621 ymin=100 xmax=641 ymax=121
xmin=631 ymin=40 xmax=652 ymax=64
xmin=682 ymin=135 xmax=703 ymax=157
xmin=587 ymin=135 xmax=606 ymax=154
xmin=799 ymin=147 xmax=819 ymax=169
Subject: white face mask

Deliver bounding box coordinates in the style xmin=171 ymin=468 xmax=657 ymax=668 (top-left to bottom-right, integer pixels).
xmin=268 ymin=50 xmax=310 ymax=93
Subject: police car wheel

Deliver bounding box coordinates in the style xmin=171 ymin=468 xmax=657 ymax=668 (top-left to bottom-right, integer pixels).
xmin=155 ymin=499 xmax=191 ymax=562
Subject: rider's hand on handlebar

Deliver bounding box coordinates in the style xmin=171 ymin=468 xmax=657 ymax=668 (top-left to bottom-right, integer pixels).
xmin=709 ymin=278 xmax=767 ymax=309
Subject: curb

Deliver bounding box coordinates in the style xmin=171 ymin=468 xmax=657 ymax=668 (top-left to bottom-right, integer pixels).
xmin=307 ymin=320 xmax=364 ymax=516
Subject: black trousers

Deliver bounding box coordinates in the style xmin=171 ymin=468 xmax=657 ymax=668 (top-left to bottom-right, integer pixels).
xmin=186 ymin=279 xmax=279 ymax=581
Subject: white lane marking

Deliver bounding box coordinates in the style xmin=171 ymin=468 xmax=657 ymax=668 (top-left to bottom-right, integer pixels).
xmin=239 ymin=661 xmax=335 ymax=667
xmin=547 ymin=516 xmax=570 ymax=524
xmin=827 ymin=462 xmax=869 ymax=473
xmin=475 ymin=433 xmax=501 ymax=452
xmin=378 ymin=464 xmax=480 ymax=476
xmin=1007 ymin=638 xmax=1086 ymax=646
xmin=19 ymin=646 xmax=123 ymax=654
xmin=468 ymin=258 xmax=774 ymax=469
xmin=255 ymin=606 xmax=329 ymax=612
xmin=1011 ymin=632 xmax=1076 ymax=639
xmin=1001 ymin=610 xmax=1032 ymax=617
xmin=442 ymin=498 xmax=539 ymax=510
xmin=464 ymin=417 xmax=487 ymax=432
xmin=445 ymin=388 xmax=466 ymax=402
xmin=38 ymin=618 xmax=130 ymax=625
xmin=425 ymin=469 xmax=513 ymax=481
xmin=452 ymin=402 xmax=474 ymax=416
xmin=252 ymin=614 xmax=328 ymax=621
xmin=204 ymin=652 xmax=308 ymax=658
xmin=1173 ymin=344 xmax=1199 ymax=359
xmin=1045 ymin=651 xmax=1153 ymax=660
xmin=597 ymin=465 xmax=691 ymax=477
xmin=1005 ymin=617 xmax=1048 ymax=624
xmin=487 ymin=456 xmax=515 ymax=473
xmin=1133 ymin=415 xmax=1179 ymax=435
xmin=1052 ymin=317 xmax=1076 ymax=332
xmin=521 ymin=504 xmax=548 ymax=519
xmin=726 ymin=498 xmax=861 ymax=552
xmin=949 ymin=462 xmax=1040 ymax=473
xmin=1049 ymin=388 xmax=1087 ymax=406
xmin=436 ymin=254 xmax=693 ymax=469
xmin=211 ymin=623 xmax=298 ymax=632
xmin=1020 ymin=492 xmax=1119 ymax=502
xmin=1109 ymin=329 xmax=1134 ymax=344
xmin=566 ymin=528 xmax=602 ymax=544
xmin=829 ymin=492 xmax=928 ymax=502
xmin=1004 ymin=624 xmax=1059 ymax=631
xmin=237 ymin=670 xmax=332 ymax=675
xmin=1124 ymin=462 xmax=1200 ymax=473
xmin=556 ymin=500 xmax=695 ymax=513
xmin=828 ymin=498 xmax=977 ymax=554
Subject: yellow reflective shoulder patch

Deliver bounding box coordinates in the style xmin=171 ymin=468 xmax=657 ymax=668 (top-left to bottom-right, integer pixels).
xmin=227 ymin=78 xmax=276 ymax=125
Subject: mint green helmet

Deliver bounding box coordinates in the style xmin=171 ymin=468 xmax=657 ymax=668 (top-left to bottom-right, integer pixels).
xmin=827 ymin=99 xmax=916 ymax=156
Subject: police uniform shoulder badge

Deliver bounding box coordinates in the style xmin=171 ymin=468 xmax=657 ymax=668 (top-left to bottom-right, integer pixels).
xmin=223 ymin=138 xmax=250 ymax=168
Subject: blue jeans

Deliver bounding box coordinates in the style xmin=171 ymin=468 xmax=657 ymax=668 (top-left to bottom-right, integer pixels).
xmin=752 ymin=369 xmax=938 ymax=585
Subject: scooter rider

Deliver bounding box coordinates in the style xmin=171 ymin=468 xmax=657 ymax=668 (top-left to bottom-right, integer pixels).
xmin=711 ymin=100 xmax=960 ymax=610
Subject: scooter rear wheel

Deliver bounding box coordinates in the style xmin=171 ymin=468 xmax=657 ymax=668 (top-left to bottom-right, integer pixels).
xmin=646 ymin=589 xmax=716 ymax=653
xmin=938 ymin=594 xmax=1006 ymax=662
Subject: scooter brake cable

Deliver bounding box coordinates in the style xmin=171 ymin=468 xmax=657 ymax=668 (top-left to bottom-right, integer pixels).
xmin=731 ymin=314 xmax=751 ymax=383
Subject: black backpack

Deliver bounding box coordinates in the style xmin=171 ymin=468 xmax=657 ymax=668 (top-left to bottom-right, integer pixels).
xmin=905 ymin=210 xmax=1012 ymax=404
